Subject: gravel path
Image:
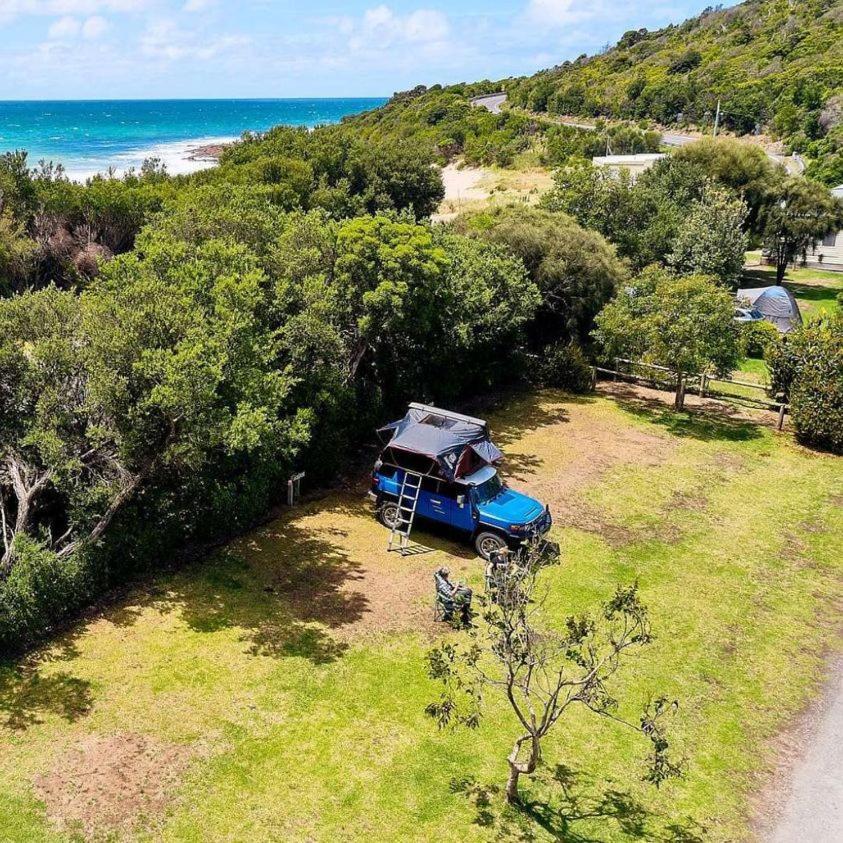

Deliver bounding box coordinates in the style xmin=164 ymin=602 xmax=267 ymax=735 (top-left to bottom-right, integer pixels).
xmin=767 ymin=655 xmax=843 ymax=842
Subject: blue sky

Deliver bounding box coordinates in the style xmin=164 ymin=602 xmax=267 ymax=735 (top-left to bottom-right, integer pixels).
xmin=0 ymin=1 xmax=718 ymax=100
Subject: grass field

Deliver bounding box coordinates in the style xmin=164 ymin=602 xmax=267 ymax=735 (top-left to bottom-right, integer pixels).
xmin=1 ymin=386 xmax=840 ymax=842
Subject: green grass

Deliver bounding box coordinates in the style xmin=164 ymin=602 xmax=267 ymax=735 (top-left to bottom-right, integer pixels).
xmin=1 ymin=391 xmax=840 ymax=842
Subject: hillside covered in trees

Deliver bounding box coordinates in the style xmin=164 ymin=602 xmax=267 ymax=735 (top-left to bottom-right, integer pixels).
xmin=509 ymin=0 xmax=842 ymax=183
xmin=344 ymin=0 xmax=842 ymax=184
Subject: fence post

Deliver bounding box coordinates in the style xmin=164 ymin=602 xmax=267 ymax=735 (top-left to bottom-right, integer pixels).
xmin=614 ymin=357 xmax=619 ymax=382
xmin=777 ymin=404 xmax=786 ymax=431
xmin=590 ymin=366 xmax=597 ymax=391
xmin=699 ymin=373 xmax=707 ymax=397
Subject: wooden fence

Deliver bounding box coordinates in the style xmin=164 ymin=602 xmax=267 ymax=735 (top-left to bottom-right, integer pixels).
xmin=593 ymin=358 xmax=788 ymax=431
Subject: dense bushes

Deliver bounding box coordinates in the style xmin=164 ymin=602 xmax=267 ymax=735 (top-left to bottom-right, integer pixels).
xmin=766 ymin=317 xmax=843 ymax=453
xmin=535 ymin=342 xmax=594 ymax=393
xmin=740 ymin=320 xmax=780 ymax=358
xmin=0 ymin=125 xmax=446 ymax=295
xmin=452 ymin=205 xmax=627 ymax=344
xmin=543 ymin=139 xmax=840 ymax=283
xmin=1 ymin=168 xmax=627 ymax=652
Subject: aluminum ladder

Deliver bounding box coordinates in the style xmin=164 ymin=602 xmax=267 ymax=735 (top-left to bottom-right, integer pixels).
xmin=388 ymin=471 xmax=422 ymax=554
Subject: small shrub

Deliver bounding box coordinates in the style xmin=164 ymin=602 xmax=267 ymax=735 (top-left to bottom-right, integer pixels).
xmin=537 ymin=342 xmax=594 ymax=393
xmin=741 ymin=320 xmax=780 ymax=358
xmin=767 ymin=317 xmax=843 ymax=453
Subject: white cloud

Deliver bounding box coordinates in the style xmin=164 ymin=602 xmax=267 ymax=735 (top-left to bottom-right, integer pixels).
xmin=82 ymin=14 xmax=108 ymax=38
xmin=48 ymin=15 xmax=80 ymax=38
xmin=1 ymin=1 xmax=147 ymax=25
xmin=404 ymin=9 xmax=449 ymax=43
xmin=349 ymin=5 xmax=451 ymax=51
xmin=140 ymin=18 xmax=250 ymax=62
xmin=183 ymin=0 xmax=216 ymax=12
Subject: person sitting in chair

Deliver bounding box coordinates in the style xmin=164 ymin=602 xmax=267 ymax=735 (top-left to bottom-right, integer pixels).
xmin=434 ymin=567 xmax=456 ymax=621
xmin=484 ymin=546 xmax=512 ymax=604
xmin=452 ymin=582 xmax=473 ymax=626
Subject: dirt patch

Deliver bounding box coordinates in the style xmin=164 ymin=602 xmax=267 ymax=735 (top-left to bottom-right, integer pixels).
xmin=499 ymin=394 xmax=673 ymax=538
xmin=34 ymin=732 xmax=193 ymax=838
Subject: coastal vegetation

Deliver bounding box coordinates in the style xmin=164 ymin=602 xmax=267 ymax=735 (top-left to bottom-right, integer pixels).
xmin=0 ymin=0 xmax=841 ymax=836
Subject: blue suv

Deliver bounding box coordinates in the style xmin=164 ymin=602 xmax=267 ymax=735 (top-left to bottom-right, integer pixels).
xmin=370 ymin=403 xmax=552 ymax=559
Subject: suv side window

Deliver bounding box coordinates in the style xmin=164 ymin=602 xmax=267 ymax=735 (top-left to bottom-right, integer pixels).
xmin=421 ymin=477 xmax=441 ymax=493
xmin=440 ymin=482 xmax=464 ymax=501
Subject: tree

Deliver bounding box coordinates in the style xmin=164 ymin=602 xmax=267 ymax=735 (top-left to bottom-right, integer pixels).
xmin=668 ymin=184 xmax=749 ymax=287
xmin=542 ymin=157 xmax=706 ymax=271
xmin=593 ymin=268 xmax=740 ymax=409
xmin=425 ymin=542 xmax=682 ymax=805
xmin=760 ymin=178 xmax=843 ymax=283
xmin=453 ymin=205 xmax=627 ymax=345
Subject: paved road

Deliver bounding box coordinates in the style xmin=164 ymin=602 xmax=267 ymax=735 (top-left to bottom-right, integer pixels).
xmin=470 ymin=93 xmax=507 ymax=115
xmin=472 ymin=94 xmax=805 ymax=170
xmin=769 ymin=655 xmax=843 ymax=842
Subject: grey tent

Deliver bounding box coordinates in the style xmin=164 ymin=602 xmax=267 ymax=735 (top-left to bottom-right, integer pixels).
xmin=736 ymin=286 xmax=803 ymax=334
xmin=377 ymin=403 xmax=503 ymax=481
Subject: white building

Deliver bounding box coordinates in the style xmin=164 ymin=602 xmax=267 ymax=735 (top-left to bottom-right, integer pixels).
xmin=804 ymin=184 xmax=843 ymax=272
xmin=591 ymin=153 xmax=666 ymax=181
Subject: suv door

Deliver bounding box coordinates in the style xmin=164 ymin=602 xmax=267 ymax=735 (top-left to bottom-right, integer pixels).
xmin=443 ymin=482 xmax=475 ymax=533
xmin=416 ymin=476 xmax=451 ymax=525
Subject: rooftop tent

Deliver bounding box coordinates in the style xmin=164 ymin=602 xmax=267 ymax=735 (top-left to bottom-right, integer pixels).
xmin=377 ymin=403 xmax=503 ymax=481
xmin=736 ymin=286 xmax=803 ymax=334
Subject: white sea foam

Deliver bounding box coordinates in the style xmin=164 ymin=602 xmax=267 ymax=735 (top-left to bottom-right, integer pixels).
xmin=62 ymin=135 xmax=238 ymax=183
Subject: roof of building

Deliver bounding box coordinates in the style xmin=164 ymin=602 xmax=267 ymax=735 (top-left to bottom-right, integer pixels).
xmin=592 ymin=153 xmax=667 ymax=166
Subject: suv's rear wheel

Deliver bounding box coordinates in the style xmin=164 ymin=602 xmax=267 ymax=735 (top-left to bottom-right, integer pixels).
xmin=377 ymin=500 xmax=401 ymax=530
xmin=475 ymin=531 xmax=507 ymax=560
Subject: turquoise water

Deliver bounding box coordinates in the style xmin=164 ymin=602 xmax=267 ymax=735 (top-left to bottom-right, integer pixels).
xmin=0 ymin=98 xmax=386 ymax=180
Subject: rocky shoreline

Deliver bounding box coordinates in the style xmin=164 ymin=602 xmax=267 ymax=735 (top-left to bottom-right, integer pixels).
xmin=185 ymin=142 xmax=231 ymax=162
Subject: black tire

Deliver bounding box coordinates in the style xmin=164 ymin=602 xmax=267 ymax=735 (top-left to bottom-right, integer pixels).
xmin=377 ymin=500 xmax=401 ymax=530
xmin=474 ymin=530 xmax=507 ymax=561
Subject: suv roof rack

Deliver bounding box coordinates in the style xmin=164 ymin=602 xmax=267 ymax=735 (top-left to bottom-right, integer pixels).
xmin=407 ymin=402 xmax=488 ymax=431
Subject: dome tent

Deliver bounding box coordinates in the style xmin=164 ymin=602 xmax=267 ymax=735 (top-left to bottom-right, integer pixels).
xmin=736 ymin=286 xmax=803 ymax=334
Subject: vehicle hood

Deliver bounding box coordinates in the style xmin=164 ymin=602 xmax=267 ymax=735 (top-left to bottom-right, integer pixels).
xmin=477 ymin=487 xmax=545 ymax=526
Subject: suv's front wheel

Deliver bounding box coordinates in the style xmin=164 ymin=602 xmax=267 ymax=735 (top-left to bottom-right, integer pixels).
xmin=377 ymin=500 xmax=401 ymax=530
xmin=474 ymin=530 xmax=507 ymax=560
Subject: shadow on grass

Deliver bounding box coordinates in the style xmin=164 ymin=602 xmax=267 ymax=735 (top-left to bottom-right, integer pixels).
xmin=491 ymin=390 xmax=588 ymax=449
xmin=0 ymin=663 xmax=93 ymax=731
xmin=144 ymin=512 xmax=368 ymax=664
xmin=451 ymin=765 xmax=706 ymax=842
xmin=606 ymin=385 xmax=764 ymax=443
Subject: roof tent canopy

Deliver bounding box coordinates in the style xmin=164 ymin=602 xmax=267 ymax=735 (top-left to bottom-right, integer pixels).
xmin=377 ymin=403 xmax=503 ymax=481
xmin=736 ymin=286 xmax=803 ymax=334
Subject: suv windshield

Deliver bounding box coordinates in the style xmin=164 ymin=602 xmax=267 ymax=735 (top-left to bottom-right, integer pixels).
xmin=473 ymin=474 xmax=504 ymax=504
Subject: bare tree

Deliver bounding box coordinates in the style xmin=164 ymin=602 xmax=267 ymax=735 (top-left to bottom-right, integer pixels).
xmin=426 ymin=541 xmax=682 ymax=804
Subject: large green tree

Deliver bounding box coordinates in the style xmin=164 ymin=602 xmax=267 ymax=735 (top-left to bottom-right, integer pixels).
xmin=453 ymin=204 xmax=627 ymax=345
xmin=668 ymin=184 xmax=749 ymax=287
xmin=594 ymin=268 xmax=741 ymax=409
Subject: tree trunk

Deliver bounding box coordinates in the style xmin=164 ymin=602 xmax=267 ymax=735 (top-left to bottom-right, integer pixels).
xmin=505 ymin=734 xmax=541 ymax=805
xmin=776 ymin=257 xmax=787 ymax=284
xmin=506 ymin=764 xmax=521 ymax=804
xmin=57 ymin=469 xmax=147 ymax=560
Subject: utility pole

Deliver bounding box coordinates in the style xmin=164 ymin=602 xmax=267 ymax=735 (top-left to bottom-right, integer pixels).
xmin=713 ymin=99 xmax=721 ymax=137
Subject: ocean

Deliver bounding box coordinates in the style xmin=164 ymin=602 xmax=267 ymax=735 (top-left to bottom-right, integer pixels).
xmin=0 ymin=98 xmax=387 ymax=182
